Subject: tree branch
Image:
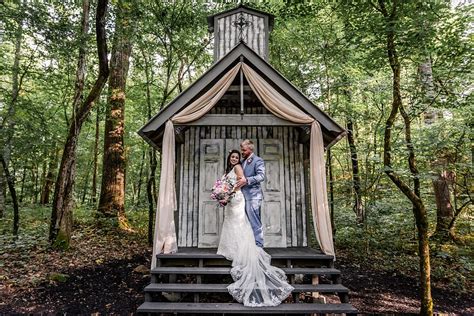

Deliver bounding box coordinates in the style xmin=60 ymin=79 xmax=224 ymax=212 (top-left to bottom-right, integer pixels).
xmin=399 ymin=102 xmax=421 ymax=197
xmin=369 ymin=0 xmax=383 ymax=13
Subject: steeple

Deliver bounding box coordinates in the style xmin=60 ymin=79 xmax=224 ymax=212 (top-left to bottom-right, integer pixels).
xmin=207 ymin=4 xmax=274 ymax=62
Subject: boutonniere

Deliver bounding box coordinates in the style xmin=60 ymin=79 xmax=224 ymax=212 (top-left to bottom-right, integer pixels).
xmin=247 ymin=158 xmax=253 ymax=164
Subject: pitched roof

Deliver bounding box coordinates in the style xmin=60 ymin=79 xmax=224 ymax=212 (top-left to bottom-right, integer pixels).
xmin=138 ymin=42 xmax=346 ymax=149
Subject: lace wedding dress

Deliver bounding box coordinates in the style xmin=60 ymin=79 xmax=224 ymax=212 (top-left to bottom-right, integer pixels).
xmin=217 ymin=168 xmax=294 ymax=307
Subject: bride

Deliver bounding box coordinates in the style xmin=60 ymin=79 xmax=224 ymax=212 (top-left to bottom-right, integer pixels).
xmin=217 ymin=150 xmax=294 ymax=307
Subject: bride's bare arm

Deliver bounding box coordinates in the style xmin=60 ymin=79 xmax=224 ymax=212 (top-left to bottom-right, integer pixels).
xmin=234 ymin=165 xmax=246 ymax=189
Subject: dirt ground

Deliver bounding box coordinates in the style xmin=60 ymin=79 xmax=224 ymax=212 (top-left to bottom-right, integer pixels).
xmin=336 ymin=252 xmax=473 ymax=315
xmin=1 ymin=229 xmax=472 ymax=314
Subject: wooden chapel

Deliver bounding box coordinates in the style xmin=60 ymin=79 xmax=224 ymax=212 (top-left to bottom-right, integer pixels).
xmin=139 ymin=5 xmax=346 ymax=250
xmin=137 ymin=5 xmax=356 ymax=314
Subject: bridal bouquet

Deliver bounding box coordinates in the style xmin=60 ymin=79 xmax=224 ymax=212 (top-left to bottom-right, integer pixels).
xmin=210 ymin=177 xmax=235 ymax=207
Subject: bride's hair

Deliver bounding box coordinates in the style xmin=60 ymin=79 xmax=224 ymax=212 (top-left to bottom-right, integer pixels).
xmin=225 ymin=149 xmax=241 ymax=175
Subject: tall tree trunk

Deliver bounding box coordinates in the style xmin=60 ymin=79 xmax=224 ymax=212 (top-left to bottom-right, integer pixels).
xmin=342 ymin=83 xmax=364 ymax=223
xmin=447 ymin=172 xmax=472 ymax=238
xmin=39 ymin=159 xmax=47 ymax=203
xmin=432 ymin=171 xmax=454 ymax=240
xmin=0 ymin=156 xmax=19 ymax=235
xmin=97 ymin=0 xmax=132 ymax=229
xmin=347 ymin=119 xmax=364 ymax=223
xmin=0 ymin=167 xmax=5 ymax=218
xmin=33 ymin=163 xmax=40 ymax=204
xmin=49 ymin=0 xmax=109 ymax=248
xmin=419 ymin=57 xmax=438 ymax=124
xmin=375 ymin=0 xmax=433 ymax=314
xmin=40 ymin=146 xmax=58 ymax=205
xmin=81 ymin=161 xmax=92 ymax=203
xmin=0 ymin=0 xmax=23 ymax=223
xmin=141 ymin=47 xmax=157 ymax=245
xmin=91 ymin=106 xmax=100 ymax=204
xmin=19 ymin=167 xmax=26 ymax=203
xmin=135 ymin=149 xmax=146 ymax=207
xmin=146 ymin=148 xmax=157 ymax=245
xmin=419 ymin=56 xmax=454 ymax=240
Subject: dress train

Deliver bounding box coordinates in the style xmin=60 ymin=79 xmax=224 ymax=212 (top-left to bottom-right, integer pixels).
xmin=217 ymin=168 xmax=294 ymax=307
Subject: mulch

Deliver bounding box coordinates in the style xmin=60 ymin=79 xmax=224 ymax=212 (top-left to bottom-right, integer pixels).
xmin=1 ymin=254 xmax=150 ymax=314
xmin=337 ymin=253 xmax=473 ymax=314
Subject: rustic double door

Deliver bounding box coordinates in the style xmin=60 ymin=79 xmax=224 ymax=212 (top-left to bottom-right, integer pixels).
xmin=198 ymin=139 xmax=286 ymax=248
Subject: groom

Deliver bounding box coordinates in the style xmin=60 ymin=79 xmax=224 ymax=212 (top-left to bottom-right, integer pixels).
xmin=236 ymin=139 xmax=265 ymax=248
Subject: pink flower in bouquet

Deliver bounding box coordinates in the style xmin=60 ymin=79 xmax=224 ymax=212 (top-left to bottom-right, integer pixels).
xmin=210 ymin=176 xmax=235 ymax=206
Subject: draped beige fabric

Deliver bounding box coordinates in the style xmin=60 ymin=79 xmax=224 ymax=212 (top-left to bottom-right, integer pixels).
xmin=151 ymin=120 xmax=178 ymax=269
xmin=151 ymin=61 xmax=335 ymax=268
xmin=173 ymin=64 xmax=242 ymax=124
xmin=151 ymin=63 xmax=241 ymax=268
xmin=309 ymin=121 xmax=334 ymax=256
xmin=242 ymin=63 xmax=335 ymax=256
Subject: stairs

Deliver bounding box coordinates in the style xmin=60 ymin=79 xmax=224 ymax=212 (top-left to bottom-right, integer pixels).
xmin=137 ymin=247 xmax=357 ymax=315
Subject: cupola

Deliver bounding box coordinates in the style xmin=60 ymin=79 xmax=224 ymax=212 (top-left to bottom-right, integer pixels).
xmin=207 ymin=4 xmax=274 ymax=61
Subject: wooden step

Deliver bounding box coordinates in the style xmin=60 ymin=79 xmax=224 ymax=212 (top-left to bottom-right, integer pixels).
xmin=156 ymin=247 xmax=334 ymax=260
xmin=137 ymin=302 xmax=358 ymax=314
xmin=145 ymin=283 xmax=349 ymax=294
xmin=151 ymin=266 xmax=340 ymax=276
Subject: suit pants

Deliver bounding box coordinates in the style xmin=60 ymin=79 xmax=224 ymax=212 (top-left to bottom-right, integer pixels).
xmin=245 ymin=198 xmax=264 ymax=247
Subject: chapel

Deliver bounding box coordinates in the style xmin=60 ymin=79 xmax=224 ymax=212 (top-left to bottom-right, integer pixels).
xmin=137 ymin=4 xmax=356 ymax=314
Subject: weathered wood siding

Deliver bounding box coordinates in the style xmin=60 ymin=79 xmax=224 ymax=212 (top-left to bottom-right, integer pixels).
xmin=177 ymin=123 xmax=308 ymax=248
xmin=215 ymin=12 xmax=267 ymax=61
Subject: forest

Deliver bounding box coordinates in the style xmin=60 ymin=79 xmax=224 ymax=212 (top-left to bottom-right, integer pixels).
xmin=0 ymin=1 xmax=472 ymax=314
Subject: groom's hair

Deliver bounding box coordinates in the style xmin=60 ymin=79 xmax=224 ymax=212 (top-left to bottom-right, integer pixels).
xmin=241 ymin=139 xmax=254 ymax=151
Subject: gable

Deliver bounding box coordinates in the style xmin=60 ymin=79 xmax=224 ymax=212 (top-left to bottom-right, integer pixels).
xmin=138 ymin=42 xmax=346 ymax=149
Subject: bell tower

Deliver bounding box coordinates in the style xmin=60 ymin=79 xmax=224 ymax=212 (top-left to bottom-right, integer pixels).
xmin=207 ymin=4 xmax=274 ymax=62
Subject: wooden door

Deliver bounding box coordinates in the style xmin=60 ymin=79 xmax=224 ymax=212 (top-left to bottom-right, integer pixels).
xmin=224 ymin=139 xmax=243 ymax=158
xmin=198 ymin=138 xmax=286 ymax=248
xmin=259 ymin=139 xmax=286 ymax=247
xmin=198 ymin=139 xmax=225 ymax=247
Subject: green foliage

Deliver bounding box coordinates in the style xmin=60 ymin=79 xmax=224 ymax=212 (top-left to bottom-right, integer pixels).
xmin=0 ymin=206 xmax=50 ymax=253
xmin=0 ymin=205 xmax=150 ymax=252
xmin=51 ymin=230 xmax=70 ymax=250
xmin=48 ymin=272 xmax=70 ymax=282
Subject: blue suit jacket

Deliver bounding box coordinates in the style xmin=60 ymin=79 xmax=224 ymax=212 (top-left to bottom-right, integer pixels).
xmin=241 ymin=154 xmax=265 ymax=200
